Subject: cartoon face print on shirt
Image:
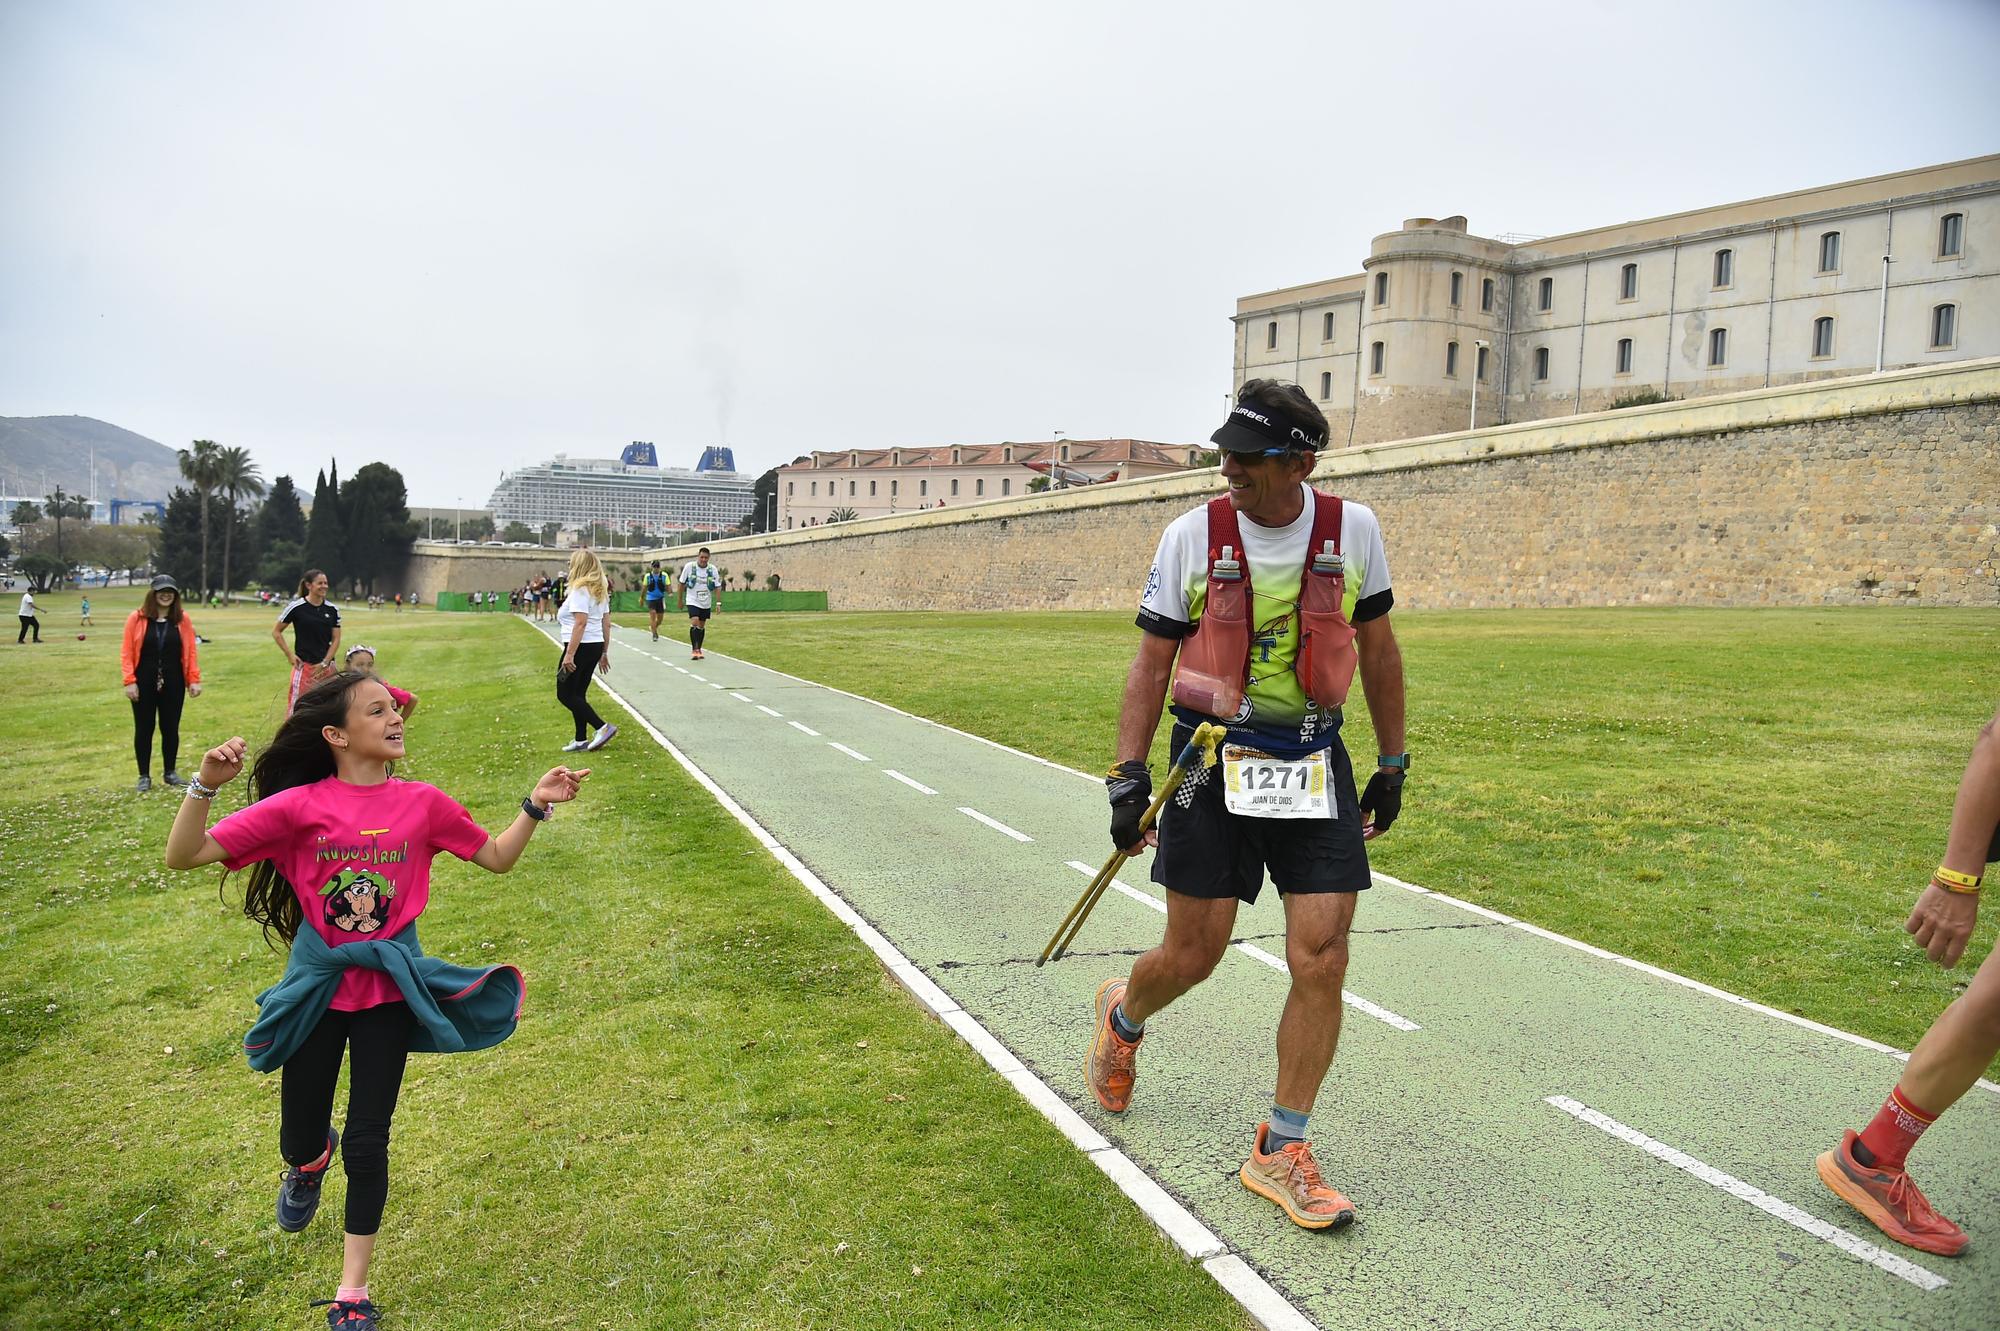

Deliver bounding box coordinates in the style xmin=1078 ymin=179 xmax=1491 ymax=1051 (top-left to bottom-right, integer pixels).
xmin=321 ymin=868 xmax=395 ymax=933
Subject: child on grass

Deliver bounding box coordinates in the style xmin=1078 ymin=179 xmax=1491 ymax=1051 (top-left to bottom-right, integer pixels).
xmin=164 ymin=671 xmax=588 ymax=1331
xmin=342 ymin=644 xmax=419 ymax=719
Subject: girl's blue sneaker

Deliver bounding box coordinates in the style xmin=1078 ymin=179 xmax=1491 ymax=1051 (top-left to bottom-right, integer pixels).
xmin=277 ymin=1128 xmax=338 ymax=1232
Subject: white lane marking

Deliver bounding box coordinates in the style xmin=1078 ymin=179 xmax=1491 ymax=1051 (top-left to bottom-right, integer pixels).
xmin=567 ymin=666 xmax=1303 ymax=1327
xmin=789 ymin=721 xmax=820 ymax=736
xmin=1062 ymin=862 xmax=1420 ymax=1032
xmin=730 ymin=691 xmax=753 ymax=702
xmin=959 ymin=807 xmax=1032 ymax=842
xmin=1545 ymin=1096 xmax=1948 ymax=1292
xmin=828 ymin=741 xmax=871 ymax=762
xmin=1372 ymin=871 xmax=2000 ymax=1098
xmin=688 ymin=673 xmax=706 ymax=682
xmin=674 ymin=666 xmax=689 ymax=674
xmin=756 ymin=705 xmax=783 ymax=717
xmin=884 ymin=769 xmax=937 ymax=795
xmin=708 ymin=682 xmax=723 ymax=689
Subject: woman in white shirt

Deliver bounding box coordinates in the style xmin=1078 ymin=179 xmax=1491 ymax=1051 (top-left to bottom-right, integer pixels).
xmin=555 ymin=548 xmax=616 ymax=753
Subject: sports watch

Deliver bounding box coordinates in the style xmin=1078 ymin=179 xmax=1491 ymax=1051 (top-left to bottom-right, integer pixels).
xmin=1376 ymin=753 xmax=1410 ymax=771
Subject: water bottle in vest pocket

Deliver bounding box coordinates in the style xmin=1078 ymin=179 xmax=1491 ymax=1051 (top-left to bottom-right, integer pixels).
xmin=1295 ymin=536 xmax=1357 ymax=707
xmin=1172 ymin=542 xmax=1250 ymax=719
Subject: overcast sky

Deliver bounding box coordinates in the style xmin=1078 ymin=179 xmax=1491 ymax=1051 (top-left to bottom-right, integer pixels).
xmin=4 ymin=0 xmax=1997 ymax=507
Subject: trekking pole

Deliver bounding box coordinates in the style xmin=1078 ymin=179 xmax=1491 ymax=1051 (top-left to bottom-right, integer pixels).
xmin=1039 ymin=722 xmax=1224 ymax=967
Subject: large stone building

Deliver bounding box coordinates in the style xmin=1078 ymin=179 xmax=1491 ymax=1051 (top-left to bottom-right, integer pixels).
xmin=1234 ymin=155 xmax=1999 ymax=447
xmin=487 ymin=442 xmax=755 ymax=535
xmin=777 ymin=438 xmax=1202 ymax=528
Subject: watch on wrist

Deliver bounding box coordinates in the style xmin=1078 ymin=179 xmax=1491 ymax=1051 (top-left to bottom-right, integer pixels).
xmin=1377 ymin=753 xmax=1410 ymax=771
xmin=521 ymin=796 xmax=551 ymax=822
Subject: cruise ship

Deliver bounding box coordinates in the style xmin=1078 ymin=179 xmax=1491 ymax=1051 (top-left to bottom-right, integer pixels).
xmin=487 ymin=443 xmax=756 ymax=533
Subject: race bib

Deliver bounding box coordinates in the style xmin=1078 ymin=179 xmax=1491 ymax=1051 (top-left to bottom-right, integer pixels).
xmin=1221 ymin=745 xmax=1332 ymax=820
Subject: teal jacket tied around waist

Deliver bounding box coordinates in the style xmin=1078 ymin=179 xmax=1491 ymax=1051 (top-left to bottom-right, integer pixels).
xmin=243 ymin=923 xmax=524 ymax=1072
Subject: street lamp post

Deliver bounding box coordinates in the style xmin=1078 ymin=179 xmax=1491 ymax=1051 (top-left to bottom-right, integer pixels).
xmin=1470 ymin=340 xmax=1491 ymax=432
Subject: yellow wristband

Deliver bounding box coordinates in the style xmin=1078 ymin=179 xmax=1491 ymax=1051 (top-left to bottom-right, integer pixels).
xmin=1934 ymin=865 xmax=1983 ymax=890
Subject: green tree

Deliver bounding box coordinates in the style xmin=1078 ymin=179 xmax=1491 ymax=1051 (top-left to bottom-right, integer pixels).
xmin=339 ymin=462 xmax=417 ymax=593
xmin=257 ymin=540 xmax=306 ymax=591
xmin=750 ymin=466 xmax=778 ymax=532
xmin=19 ymin=552 xmax=68 ymax=592
xmin=827 ymin=506 xmax=858 ymax=523
xmin=177 ymin=439 xmax=223 ymax=596
xmin=257 ymin=475 xmax=307 ymax=544
xmin=157 ymin=487 xmax=250 ymax=594
xmin=42 ymin=487 xmax=87 ymax=563
xmin=215 ymin=445 xmax=266 ymax=603
xmin=540 ymin=522 xmax=559 ymax=545
xmin=500 ymin=521 xmax=536 ymax=543
xmin=72 ymin=523 xmax=156 ymax=581
xmin=461 ymin=514 xmax=496 ymax=542
xmin=0 ymin=532 xmax=10 ymax=561
xmin=304 ymin=464 xmax=345 ymax=578
xmin=10 ymin=501 xmax=41 ymax=527
xmin=764 ymin=573 xmax=781 ymax=591
xmin=1027 ymin=476 xmax=1051 ymax=492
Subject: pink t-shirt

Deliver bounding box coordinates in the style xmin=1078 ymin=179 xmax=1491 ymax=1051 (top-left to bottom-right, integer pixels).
xmin=212 ymin=776 xmax=491 ymax=1010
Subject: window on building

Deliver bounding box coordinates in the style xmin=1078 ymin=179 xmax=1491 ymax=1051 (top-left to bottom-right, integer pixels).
xmin=1713 ymin=248 xmax=1734 ymax=289
xmin=1445 ymin=341 xmax=1459 ymax=377
xmin=1266 ymin=321 xmax=1277 ymax=350
xmin=787 ymin=481 xmax=795 ymax=496
xmin=1620 ymin=263 xmax=1637 ymax=300
xmin=1932 ymin=303 xmax=1957 ymax=349
xmin=1939 ymin=213 xmax=1964 ymax=258
xmin=1812 ymin=316 xmax=1834 ymax=358
xmin=1533 ymin=346 xmax=1550 ymax=381
xmin=975 ymin=478 xmax=985 ymax=496
xmin=1319 ymin=371 xmax=1331 ymax=399
xmin=890 ymin=479 xmax=898 ymax=496
xmin=920 ymin=479 xmax=928 ymax=496
xmin=1322 ymin=311 xmax=1335 ymax=340
xmin=810 ymin=481 xmax=817 ymax=497
xmin=951 ymin=479 xmax=959 ymax=496
xmin=1001 ymin=478 xmax=1011 ymax=496
xmin=1818 ymin=231 xmax=1841 ymax=273
xmin=1374 ymin=272 xmax=1388 ymax=306
xmin=1450 ymin=271 xmax=1463 ymax=306
xmin=848 ymin=480 xmax=856 ymax=496
xmin=1370 ymin=340 xmax=1385 ymax=375
xmin=1708 ymin=327 xmax=1728 ymax=366
xmin=1476 ymin=344 xmax=1489 ymax=380
xmin=1538 ymin=276 xmax=1553 ymax=311
xmin=1615 ymin=338 xmax=1633 ymax=374
xmin=1481 ymin=277 xmax=1494 ymax=311
xmin=869 ymin=480 xmax=877 ymax=496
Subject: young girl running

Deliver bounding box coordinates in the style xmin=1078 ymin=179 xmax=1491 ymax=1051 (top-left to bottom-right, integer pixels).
xmin=164 ymin=672 xmax=589 ymax=1330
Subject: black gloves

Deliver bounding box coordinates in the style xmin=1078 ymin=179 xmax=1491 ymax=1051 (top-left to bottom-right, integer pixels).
xmin=1359 ymin=768 xmax=1405 ymax=839
xmin=1106 ymin=760 xmax=1152 ymax=853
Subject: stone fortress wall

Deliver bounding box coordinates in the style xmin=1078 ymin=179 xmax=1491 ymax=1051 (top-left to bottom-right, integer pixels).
xmin=401 ymin=359 xmax=2000 ymax=611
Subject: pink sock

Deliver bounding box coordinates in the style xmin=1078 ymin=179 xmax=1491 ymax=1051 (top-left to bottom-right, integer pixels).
xmin=336 ymin=1286 xmax=369 ymax=1304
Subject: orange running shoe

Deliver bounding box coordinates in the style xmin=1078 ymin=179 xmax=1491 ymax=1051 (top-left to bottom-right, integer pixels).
xmin=1816 ymin=1130 xmax=1969 ymax=1257
xmin=1086 ymin=978 xmax=1141 ymax=1114
xmin=1240 ymin=1122 xmax=1357 ymax=1231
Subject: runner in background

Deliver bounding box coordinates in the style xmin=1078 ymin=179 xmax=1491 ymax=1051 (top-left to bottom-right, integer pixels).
xmin=678 ymin=547 xmax=722 ymax=660
xmin=643 ymin=561 xmax=670 ymax=641
xmin=1817 ymin=709 xmax=2000 ymax=1257
xmin=17 ymin=587 xmax=40 ymax=644
xmin=275 ymin=570 xmax=342 ymax=714
xmin=1088 ymin=378 xmax=1407 ymax=1233
xmin=555 ymin=548 xmax=616 ymax=753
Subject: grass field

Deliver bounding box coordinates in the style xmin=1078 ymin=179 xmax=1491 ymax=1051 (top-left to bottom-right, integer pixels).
xmin=625 ymin=604 xmax=2000 ymax=1059
xmin=0 ymin=589 xmax=1250 ymax=1331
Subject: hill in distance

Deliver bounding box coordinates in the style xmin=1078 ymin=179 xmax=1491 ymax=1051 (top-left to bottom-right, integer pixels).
xmin=0 ymin=416 xmax=186 ymax=503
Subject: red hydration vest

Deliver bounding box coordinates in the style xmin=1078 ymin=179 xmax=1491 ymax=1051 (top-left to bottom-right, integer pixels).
xmin=1170 ymin=490 xmax=1358 ymax=721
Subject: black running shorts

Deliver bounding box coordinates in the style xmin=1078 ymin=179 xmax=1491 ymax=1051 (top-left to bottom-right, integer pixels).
xmin=685 ymin=605 xmax=712 ymax=621
xmin=1150 ymin=723 xmax=1371 ymax=903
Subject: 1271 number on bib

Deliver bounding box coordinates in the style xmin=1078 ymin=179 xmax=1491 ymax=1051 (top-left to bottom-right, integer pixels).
xmin=1221 ymin=745 xmax=1332 ymax=820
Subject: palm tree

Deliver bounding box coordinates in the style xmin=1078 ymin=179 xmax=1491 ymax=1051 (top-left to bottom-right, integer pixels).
xmin=214 ymin=446 xmax=265 ymax=604
xmin=827 ymin=506 xmax=858 ymax=523
xmin=178 ymin=440 xmax=222 ymax=597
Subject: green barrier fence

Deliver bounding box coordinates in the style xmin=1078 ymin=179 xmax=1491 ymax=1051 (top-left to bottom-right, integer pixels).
xmin=439 ymin=590 xmax=826 ymax=613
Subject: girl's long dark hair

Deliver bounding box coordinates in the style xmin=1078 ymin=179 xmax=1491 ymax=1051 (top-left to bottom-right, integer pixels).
xmin=228 ymin=671 xmax=375 ymax=947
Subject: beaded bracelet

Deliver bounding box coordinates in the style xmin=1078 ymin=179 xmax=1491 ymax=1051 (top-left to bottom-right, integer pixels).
xmin=184 ymin=778 xmax=218 ymax=801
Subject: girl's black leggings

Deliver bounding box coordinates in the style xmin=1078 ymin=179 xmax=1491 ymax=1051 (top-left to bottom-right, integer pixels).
xmin=131 ymin=682 xmax=186 ymax=776
xmin=280 ymin=1002 xmax=416 ymax=1236
xmin=556 ymin=642 xmax=607 ymax=741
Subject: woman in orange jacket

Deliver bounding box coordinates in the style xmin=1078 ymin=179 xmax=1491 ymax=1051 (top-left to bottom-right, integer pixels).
xmin=121 ymin=575 xmax=203 ymax=792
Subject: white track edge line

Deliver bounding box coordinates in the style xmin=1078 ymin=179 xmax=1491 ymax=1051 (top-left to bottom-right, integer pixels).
xmin=1544 ymin=1096 xmax=1948 ymax=1291
xmin=884 ymin=769 xmax=938 ymax=795
xmin=571 ymin=652 xmax=1319 ymax=1331
xmin=1371 ymin=871 xmax=2000 ymax=1096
